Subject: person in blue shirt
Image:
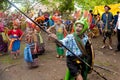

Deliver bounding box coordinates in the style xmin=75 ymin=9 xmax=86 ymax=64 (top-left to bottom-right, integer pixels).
xmin=101 ymin=5 xmax=114 ymax=50
xmin=48 ymin=17 xmax=93 ymax=80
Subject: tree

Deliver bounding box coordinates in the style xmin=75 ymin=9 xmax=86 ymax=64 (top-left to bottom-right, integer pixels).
xmin=59 ymin=0 xmax=74 ymax=13
xmin=0 ymin=0 xmax=10 ymax=11
xmin=0 ymin=0 xmax=120 ymax=13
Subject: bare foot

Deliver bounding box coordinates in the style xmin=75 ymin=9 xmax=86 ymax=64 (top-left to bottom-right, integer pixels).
xmin=56 ymin=55 xmax=60 ymax=58
xmin=60 ymin=56 xmax=64 ymax=59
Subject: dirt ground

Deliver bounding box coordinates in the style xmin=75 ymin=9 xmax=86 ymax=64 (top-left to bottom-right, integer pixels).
xmin=0 ymin=32 xmax=120 ymax=80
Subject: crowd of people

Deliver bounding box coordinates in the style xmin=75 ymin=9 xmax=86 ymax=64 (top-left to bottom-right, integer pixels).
xmin=0 ymin=4 xmax=120 ymax=80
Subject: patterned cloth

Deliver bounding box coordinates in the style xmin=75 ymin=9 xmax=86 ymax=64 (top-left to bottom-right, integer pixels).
xmin=60 ymin=34 xmax=88 ymax=56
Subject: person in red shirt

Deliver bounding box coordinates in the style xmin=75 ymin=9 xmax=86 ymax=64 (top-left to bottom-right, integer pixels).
xmin=8 ymin=20 xmax=23 ymax=59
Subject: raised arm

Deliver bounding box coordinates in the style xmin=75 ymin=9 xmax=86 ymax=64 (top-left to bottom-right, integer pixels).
xmin=46 ymin=25 xmax=55 ymax=34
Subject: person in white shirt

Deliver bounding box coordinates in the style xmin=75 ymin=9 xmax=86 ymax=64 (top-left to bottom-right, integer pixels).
xmin=114 ymin=13 xmax=120 ymax=52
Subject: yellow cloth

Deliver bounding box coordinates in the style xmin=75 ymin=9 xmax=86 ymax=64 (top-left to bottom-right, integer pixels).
xmin=93 ymin=3 xmax=120 ymax=16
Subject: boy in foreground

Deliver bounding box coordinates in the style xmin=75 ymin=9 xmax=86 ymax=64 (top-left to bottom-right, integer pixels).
xmin=48 ymin=18 xmax=93 ymax=80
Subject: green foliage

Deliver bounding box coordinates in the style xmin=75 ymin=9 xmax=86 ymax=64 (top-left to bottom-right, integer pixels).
xmin=0 ymin=0 xmax=10 ymax=11
xmin=59 ymin=0 xmax=74 ymax=13
xmin=0 ymin=0 xmax=119 ymax=13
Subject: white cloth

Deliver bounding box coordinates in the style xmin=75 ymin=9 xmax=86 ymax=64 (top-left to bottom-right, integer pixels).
xmin=118 ymin=13 xmax=120 ymax=30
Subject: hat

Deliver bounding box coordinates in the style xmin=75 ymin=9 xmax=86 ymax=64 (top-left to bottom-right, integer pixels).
xmin=74 ymin=17 xmax=88 ymax=35
xmin=35 ymin=15 xmax=45 ymax=22
xmin=104 ymin=5 xmax=111 ymax=10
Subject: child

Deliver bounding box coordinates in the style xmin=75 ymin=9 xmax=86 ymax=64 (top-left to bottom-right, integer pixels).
xmin=47 ymin=18 xmax=68 ymax=58
xmin=24 ymin=21 xmax=39 ymax=68
xmin=48 ymin=18 xmax=93 ymax=80
xmin=8 ymin=20 xmax=23 ymax=59
xmin=34 ymin=26 xmax=45 ymax=55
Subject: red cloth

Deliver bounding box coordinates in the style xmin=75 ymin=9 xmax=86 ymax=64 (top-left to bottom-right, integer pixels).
xmin=8 ymin=29 xmax=23 ymax=37
xmin=90 ymin=24 xmax=95 ymax=30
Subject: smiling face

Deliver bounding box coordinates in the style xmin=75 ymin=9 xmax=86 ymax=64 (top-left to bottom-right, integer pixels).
xmin=75 ymin=23 xmax=84 ymax=35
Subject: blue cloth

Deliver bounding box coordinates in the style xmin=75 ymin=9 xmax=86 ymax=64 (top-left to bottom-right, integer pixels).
xmin=44 ymin=19 xmax=54 ymax=27
xmin=24 ymin=44 xmax=33 ymax=62
xmin=113 ymin=15 xmax=118 ymax=28
xmin=65 ymin=20 xmax=71 ymax=25
xmin=101 ymin=12 xmax=113 ymax=30
xmin=60 ymin=34 xmax=88 ymax=56
xmin=49 ymin=19 xmax=54 ymax=26
xmin=92 ymin=18 xmax=95 ymax=24
xmin=11 ymin=36 xmax=20 ymax=52
xmin=113 ymin=15 xmax=118 ymax=25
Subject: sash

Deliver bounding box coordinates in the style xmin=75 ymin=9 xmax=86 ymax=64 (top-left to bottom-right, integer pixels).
xmin=73 ymin=33 xmax=87 ymax=56
xmin=38 ymin=32 xmax=43 ymax=43
xmin=8 ymin=38 xmax=16 ymax=50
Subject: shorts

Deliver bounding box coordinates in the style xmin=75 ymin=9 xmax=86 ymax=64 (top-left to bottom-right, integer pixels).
xmin=103 ymin=30 xmax=112 ymax=39
xmin=66 ymin=55 xmax=84 ymax=77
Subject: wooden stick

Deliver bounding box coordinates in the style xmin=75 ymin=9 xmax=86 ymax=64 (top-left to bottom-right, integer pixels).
xmin=94 ymin=64 xmax=119 ymax=75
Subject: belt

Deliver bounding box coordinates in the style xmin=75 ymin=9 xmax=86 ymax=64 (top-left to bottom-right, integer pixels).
xmin=67 ymin=55 xmax=82 ymax=64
